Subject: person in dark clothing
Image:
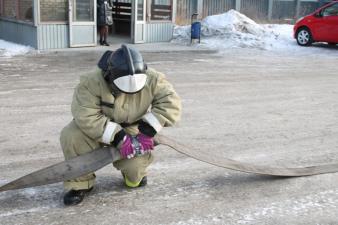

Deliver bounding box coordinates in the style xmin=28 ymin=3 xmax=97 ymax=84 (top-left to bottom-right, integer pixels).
xmin=97 ymin=0 xmax=113 ymax=46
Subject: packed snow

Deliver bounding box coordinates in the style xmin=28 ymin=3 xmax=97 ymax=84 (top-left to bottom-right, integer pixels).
xmin=0 ymin=39 xmax=32 ymax=57
xmin=172 ymin=9 xmax=336 ymax=53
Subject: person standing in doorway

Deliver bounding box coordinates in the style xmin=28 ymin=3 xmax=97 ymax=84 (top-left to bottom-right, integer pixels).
xmin=97 ymin=0 xmax=113 ymax=46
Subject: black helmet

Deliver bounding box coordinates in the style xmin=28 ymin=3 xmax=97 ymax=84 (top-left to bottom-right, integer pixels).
xmin=98 ymin=44 xmax=147 ymax=94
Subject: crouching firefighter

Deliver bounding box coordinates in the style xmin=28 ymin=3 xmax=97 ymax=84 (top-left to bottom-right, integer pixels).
xmin=60 ymin=45 xmax=182 ymax=206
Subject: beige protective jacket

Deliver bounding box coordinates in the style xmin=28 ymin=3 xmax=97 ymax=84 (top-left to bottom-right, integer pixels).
xmin=71 ymin=67 xmax=181 ymax=144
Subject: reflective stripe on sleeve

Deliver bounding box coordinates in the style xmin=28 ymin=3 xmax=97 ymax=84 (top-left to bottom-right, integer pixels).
xmin=102 ymin=121 xmax=118 ymax=144
xmin=143 ymin=112 xmax=163 ymax=133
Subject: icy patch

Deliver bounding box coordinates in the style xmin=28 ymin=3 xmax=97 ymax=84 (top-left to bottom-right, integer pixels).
xmin=0 ymin=185 xmax=60 ymax=218
xmin=166 ymin=189 xmax=338 ymax=225
xmin=232 ymin=189 xmax=338 ymax=224
xmin=0 ymin=207 xmax=51 ymax=218
xmin=22 ymin=187 xmax=39 ymax=196
xmin=0 ymin=179 xmax=7 ymax=186
xmin=150 ymin=158 xmax=196 ymax=170
xmin=0 ymin=39 xmax=32 ymax=57
xmin=0 ymin=90 xmax=15 ymax=95
xmin=171 ymin=216 xmax=223 ymax=225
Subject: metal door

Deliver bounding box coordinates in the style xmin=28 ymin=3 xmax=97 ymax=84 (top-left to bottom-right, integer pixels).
xmin=132 ymin=0 xmax=146 ymax=43
xmin=69 ymin=0 xmax=97 ymax=47
xmin=322 ymin=3 xmax=338 ymax=43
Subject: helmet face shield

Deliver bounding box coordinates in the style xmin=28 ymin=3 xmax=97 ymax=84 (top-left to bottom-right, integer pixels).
xmin=113 ymin=73 xmax=147 ymax=94
xmin=98 ymin=44 xmax=148 ymax=94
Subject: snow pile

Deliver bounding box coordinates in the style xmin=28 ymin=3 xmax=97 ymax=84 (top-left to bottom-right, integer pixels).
xmin=172 ymin=9 xmax=295 ymax=51
xmin=0 ymin=39 xmax=33 ymax=57
xmin=262 ymin=24 xmax=296 ymax=50
xmin=202 ymin=10 xmax=265 ymax=37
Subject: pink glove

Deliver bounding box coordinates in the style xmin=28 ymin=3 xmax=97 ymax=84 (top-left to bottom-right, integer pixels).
xmin=137 ymin=133 xmax=154 ymax=152
xmin=119 ymin=134 xmax=154 ymax=159
xmin=120 ymin=135 xmax=136 ymax=159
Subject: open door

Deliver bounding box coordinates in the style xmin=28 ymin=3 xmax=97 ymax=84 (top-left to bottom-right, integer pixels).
xmin=132 ymin=0 xmax=146 ymax=43
xmin=69 ymin=0 xmax=97 ymax=47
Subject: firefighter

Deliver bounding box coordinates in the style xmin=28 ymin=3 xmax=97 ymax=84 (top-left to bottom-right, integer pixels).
xmin=60 ymin=45 xmax=182 ymax=206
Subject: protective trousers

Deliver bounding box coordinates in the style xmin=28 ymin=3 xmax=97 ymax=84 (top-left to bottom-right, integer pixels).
xmin=60 ymin=121 xmax=154 ymax=190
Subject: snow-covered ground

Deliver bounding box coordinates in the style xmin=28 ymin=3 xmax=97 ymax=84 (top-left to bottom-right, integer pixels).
xmin=1 ymin=48 xmax=338 ymax=225
xmin=0 ymin=39 xmax=32 ymax=57
xmin=172 ymin=10 xmax=337 ymax=54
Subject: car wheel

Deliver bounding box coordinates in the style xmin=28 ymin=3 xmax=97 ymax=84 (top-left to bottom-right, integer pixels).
xmin=296 ymin=27 xmax=313 ymax=46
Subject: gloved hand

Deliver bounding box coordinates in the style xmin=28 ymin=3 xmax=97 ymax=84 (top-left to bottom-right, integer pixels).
xmin=112 ymin=120 xmax=157 ymax=159
xmin=137 ymin=133 xmax=154 ymax=152
xmin=112 ymin=130 xmax=135 ymax=159
xmin=137 ymin=120 xmax=156 ymax=152
xmin=119 ymin=135 xmax=136 ymax=159
xmin=112 ymin=130 xmax=148 ymax=159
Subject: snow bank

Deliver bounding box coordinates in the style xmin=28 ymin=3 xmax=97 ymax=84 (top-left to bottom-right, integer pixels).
xmin=202 ymin=10 xmax=265 ymax=37
xmin=172 ymin=10 xmax=296 ymax=51
xmin=0 ymin=39 xmax=33 ymax=57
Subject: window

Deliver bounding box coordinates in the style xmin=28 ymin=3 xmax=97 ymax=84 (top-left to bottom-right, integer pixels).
xmin=40 ymin=0 xmax=68 ymax=22
xmin=19 ymin=0 xmax=33 ymax=21
xmin=150 ymin=0 xmax=172 ymax=21
xmin=3 ymin=0 xmax=16 ymax=19
xmin=322 ymin=3 xmax=338 ymax=16
xmin=0 ymin=1 xmax=2 ymax=16
xmin=73 ymin=0 xmax=94 ymax=22
xmin=0 ymin=0 xmax=33 ymax=22
xmin=137 ymin=0 xmax=144 ymax=21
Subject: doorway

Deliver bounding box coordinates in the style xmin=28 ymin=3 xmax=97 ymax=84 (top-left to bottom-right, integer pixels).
xmin=69 ymin=0 xmax=97 ymax=47
xmin=109 ymin=0 xmax=132 ymax=44
xmin=100 ymin=0 xmax=147 ymax=45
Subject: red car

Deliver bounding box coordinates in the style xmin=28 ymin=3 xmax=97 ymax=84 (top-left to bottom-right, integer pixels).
xmin=294 ymin=1 xmax=338 ymax=46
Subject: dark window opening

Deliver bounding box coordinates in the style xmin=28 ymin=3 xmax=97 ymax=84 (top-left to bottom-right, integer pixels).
xmin=150 ymin=0 xmax=172 ymax=21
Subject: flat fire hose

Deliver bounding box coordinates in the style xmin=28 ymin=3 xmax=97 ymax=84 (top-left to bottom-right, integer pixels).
xmin=1 ymin=134 xmax=338 ymax=192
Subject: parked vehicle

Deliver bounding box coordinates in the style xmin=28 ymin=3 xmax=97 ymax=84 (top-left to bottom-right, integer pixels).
xmin=294 ymin=1 xmax=338 ymax=46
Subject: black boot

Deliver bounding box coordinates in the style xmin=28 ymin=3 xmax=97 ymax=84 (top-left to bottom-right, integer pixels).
xmin=99 ymin=39 xmax=104 ymax=45
xmin=138 ymin=176 xmax=147 ymax=187
xmin=63 ymin=187 xmax=93 ymax=206
xmin=102 ymin=41 xmax=110 ymax=46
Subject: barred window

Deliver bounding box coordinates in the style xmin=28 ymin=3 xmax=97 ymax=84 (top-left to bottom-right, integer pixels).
xmin=1 ymin=0 xmax=33 ymax=22
xmin=3 ymin=0 xmax=16 ymax=19
xmin=19 ymin=0 xmax=33 ymax=22
xmin=40 ymin=0 xmax=68 ymax=22
xmin=73 ymin=0 xmax=94 ymax=22
xmin=137 ymin=0 xmax=144 ymax=21
xmin=150 ymin=0 xmax=172 ymax=21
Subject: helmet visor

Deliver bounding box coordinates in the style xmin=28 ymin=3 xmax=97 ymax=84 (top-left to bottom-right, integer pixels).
xmin=113 ymin=73 xmax=147 ymax=94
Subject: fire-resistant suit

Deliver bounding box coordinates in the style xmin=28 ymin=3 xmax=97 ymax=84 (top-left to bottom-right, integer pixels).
xmin=60 ymin=67 xmax=181 ymax=190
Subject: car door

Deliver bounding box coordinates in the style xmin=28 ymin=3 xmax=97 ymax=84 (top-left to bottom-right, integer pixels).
xmin=321 ymin=3 xmax=338 ymax=43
